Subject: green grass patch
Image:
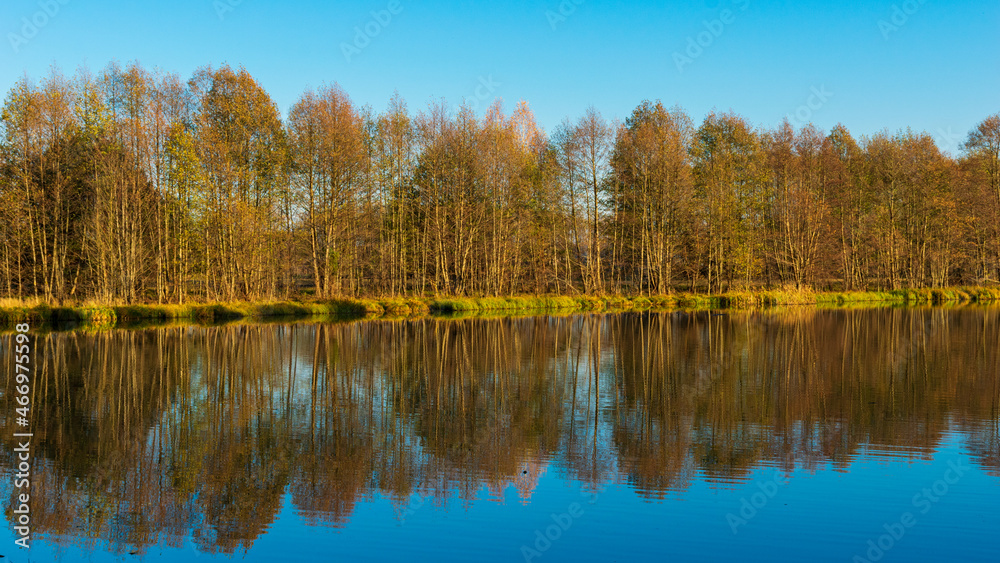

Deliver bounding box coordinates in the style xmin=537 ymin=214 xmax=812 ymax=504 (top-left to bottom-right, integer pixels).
xmin=3 ymin=286 xmax=998 ymax=330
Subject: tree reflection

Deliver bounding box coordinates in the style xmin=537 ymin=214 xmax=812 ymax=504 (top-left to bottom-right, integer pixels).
xmin=2 ymin=307 xmax=999 ymax=554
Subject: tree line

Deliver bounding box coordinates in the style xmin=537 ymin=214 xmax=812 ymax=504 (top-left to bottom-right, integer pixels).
xmin=1 ymin=62 xmax=998 ymax=303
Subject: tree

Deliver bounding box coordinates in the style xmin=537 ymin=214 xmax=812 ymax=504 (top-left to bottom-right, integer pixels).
xmin=821 ymin=124 xmax=868 ymax=290
xmin=190 ymin=65 xmax=287 ymax=300
xmin=288 ymin=84 xmax=365 ymax=298
xmin=691 ymin=111 xmax=769 ymax=292
xmin=963 ymin=114 xmax=1000 ymax=282
xmin=765 ymin=120 xmax=830 ymax=289
xmin=609 ymin=101 xmax=694 ymax=294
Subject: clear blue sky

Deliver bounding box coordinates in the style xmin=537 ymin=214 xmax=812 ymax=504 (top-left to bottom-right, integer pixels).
xmin=1 ymin=0 xmax=997 ymax=152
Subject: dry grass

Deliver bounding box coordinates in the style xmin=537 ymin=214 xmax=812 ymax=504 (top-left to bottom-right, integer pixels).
xmin=0 ymin=297 xmax=46 ymax=308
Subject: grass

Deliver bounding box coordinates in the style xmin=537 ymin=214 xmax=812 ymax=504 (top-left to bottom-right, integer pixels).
xmin=809 ymin=287 xmax=1000 ymax=307
xmin=2 ymin=286 xmax=998 ymax=330
xmin=428 ymin=295 xmax=582 ymax=313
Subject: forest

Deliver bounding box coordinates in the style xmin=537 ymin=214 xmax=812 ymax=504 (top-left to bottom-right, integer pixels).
xmin=1 ymin=62 xmax=998 ymax=304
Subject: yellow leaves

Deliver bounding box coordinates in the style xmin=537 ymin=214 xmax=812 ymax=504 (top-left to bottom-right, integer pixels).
xmin=511 ymin=99 xmax=541 ymax=150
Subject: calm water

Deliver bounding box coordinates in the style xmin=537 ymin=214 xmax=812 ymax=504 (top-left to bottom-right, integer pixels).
xmin=2 ymin=308 xmax=1000 ymax=562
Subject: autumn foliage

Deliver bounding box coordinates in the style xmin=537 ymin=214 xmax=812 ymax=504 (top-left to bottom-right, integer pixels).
xmin=1 ymin=63 xmax=998 ymax=303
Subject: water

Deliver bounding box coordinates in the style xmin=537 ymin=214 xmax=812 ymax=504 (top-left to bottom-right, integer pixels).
xmin=2 ymin=307 xmax=999 ymax=562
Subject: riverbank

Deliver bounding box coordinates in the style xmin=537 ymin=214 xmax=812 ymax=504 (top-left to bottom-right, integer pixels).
xmin=2 ymin=286 xmax=999 ymax=329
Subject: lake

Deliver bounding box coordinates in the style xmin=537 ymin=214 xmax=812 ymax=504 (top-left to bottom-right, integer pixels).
xmin=2 ymin=307 xmax=999 ymax=562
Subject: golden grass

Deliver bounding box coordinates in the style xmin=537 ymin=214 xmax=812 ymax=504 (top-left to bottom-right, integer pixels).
xmin=2 ymin=286 xmax=998 ymax=330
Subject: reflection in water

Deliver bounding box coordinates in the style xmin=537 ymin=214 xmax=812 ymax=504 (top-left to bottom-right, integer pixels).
xmin=2 ymin=308 xmax=999 ymax=556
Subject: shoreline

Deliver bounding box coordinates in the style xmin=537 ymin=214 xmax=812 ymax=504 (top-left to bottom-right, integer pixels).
xmin=2 ymin=287 xmax=999 ymax=330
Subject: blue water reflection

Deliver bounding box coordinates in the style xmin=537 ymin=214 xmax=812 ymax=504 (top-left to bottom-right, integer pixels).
xmin=2 ymin=308 xmax=998 ymax=562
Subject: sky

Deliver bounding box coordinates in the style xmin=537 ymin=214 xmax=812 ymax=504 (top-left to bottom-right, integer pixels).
xmin=0 ymin=0 xmax=997 ymax=154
